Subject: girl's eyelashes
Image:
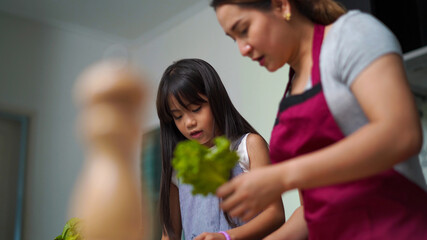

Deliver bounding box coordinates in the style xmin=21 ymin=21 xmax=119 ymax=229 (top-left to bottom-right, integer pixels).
xmin=172 ymin=114 xmax=182 ymax=120
xmin=170 ymin=104 xmax=201 ymax=120
xmin=192 ymin=106 xmax=202 ymax=112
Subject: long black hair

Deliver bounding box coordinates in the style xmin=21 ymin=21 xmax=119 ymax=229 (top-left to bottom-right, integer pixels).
xmin=156 ymin=58 xmax=258 ymax=239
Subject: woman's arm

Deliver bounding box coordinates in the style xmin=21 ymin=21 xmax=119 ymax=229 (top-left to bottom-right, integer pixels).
xmin=218 ymin=53 xmax=422 ymax=220
xmin=282 ymin=53 xmax=422 ymax=189
xmin=162 ymin=184 xmax=182 ymax=240
xmin=196 ymin=134 xmax=285 ymax=240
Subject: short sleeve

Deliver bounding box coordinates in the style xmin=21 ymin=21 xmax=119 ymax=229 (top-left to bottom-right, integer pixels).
xmin=331 ymin=11 xmax=402 ymax=87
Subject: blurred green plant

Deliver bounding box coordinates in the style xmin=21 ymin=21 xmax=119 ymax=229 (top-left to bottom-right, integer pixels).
xmin=54 ymin=217 xmax=83 ymax=240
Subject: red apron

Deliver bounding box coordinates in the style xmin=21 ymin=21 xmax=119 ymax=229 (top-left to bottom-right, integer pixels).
xmin=269 ymin=24 xmax=427 ymax=239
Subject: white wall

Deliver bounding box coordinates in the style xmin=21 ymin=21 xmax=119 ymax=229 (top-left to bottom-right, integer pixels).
xmin=0 ymin=3 xmax=300 ymax=240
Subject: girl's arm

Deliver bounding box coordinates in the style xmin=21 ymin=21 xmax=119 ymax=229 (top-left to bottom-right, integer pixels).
xmin=162 ymin=184 xmax=182 ymax=240
xmin=264 ymin=206 xmax=307 ymax=240
xmin=218 ymin=53 xmax=422 ymax=220
xmin=227 ymin=134 xmax=285 ymax=240
xmin=264 ymin=191 xmax=308 ymax=240
xmin=196 ymin=134 xmax=285 ymax=240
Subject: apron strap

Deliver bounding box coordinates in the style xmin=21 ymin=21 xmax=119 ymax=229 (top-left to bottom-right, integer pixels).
xmin=311 ymin=24 xmax=325 ymax=86
xmin=284 ymin=67 xmax=295 ymax=95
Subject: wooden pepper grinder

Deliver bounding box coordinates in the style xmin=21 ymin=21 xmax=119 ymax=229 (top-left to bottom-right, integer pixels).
xmin=71 ymin=59 xmax=150 ymax=240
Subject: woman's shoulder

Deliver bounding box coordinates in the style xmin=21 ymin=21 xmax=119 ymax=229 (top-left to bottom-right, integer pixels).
xmin=323 ymin=10 xmax=401 ymax=86
xmin=333 ymin=10 xmax=384 ymax=30
xmin=329 ymin=10 xmax=400 ymax=48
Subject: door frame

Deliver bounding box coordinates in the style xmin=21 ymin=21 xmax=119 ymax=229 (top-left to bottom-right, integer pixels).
xmin=0 ymin=111 xmax=29 ymax=240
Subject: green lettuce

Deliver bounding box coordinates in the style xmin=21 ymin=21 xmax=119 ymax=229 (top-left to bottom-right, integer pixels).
xmin=172 ymin=136 xmax=239 ymax=195
xmin=54 ymin=217 xmax=83 ymax=240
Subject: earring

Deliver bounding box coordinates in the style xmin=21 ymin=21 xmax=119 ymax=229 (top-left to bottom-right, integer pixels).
xmin=285 ymin=12 xmax=291 ymax=21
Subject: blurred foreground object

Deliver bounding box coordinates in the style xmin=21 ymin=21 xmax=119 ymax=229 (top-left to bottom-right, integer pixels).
xmin=71 ymin=59 xmax=150 ymax=240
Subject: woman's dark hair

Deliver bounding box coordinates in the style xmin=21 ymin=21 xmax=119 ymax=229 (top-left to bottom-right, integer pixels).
xmin=156 ymin=58 xmax=258 ymax=239
xmin=210 ymin=0 xmax=346 ymax=25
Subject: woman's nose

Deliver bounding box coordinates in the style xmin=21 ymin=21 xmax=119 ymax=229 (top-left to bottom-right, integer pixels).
xmin=238 ymin=40 xmax=252 ymax=57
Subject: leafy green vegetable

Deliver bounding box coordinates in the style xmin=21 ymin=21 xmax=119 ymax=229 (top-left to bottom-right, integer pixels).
xmin=172 ymin=136 xmax=239 ymax=195
xmin=54 ymin=217 xmax=83 ymax=240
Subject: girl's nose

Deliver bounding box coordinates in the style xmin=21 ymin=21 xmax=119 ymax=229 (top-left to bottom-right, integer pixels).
xmin=185 ymin=116 xmax=196 ymax=128
xmin=238 ymin=40 xmax=252 ymax=57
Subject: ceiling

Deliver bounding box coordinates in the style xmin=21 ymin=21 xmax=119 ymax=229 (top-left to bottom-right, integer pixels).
xmin=0 ymin=0 xmax=206 ymax=41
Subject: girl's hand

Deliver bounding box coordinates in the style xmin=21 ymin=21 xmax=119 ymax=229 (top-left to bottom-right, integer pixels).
xmin=216 ymin=165 xmax=286 ymax=222
xmin=194 ymin=232 xmax=227 ymax=240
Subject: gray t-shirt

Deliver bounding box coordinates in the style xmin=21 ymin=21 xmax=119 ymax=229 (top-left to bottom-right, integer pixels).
xmin=311 ymin=10 xmax=426 ymax=190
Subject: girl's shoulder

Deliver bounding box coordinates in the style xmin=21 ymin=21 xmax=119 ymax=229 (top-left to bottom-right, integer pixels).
xmin=235 ymin=133 xmax=268 ymax=153
xmin=244 ymin=133 xmax=270 ymax=169
xmin=245 ymin=133 xmax=268 ymax=149
xmin=235 ymin=133 xmax=268 ymax=172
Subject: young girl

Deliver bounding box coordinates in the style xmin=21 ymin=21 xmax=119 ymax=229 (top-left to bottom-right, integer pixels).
xmin=156 ymin=58 xmax=285 ymax=240
xmin=210 ymin=0 xmax=427 ymax=239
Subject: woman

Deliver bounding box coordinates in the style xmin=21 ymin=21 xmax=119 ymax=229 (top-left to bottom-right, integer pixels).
xmin=210 ymin=0 xmax=427 ymax=239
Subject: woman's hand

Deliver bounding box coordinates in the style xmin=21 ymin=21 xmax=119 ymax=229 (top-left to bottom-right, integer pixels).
xmin=216 ymin=165 xmax=286 ymax=221
xmin=194 ymin=232 xmax=226 ymax=240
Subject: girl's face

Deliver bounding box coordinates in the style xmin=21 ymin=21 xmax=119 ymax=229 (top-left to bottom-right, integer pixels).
xmin=215 ymin=3 xmax=291 ymax=72
xmin=168 ymin=95 xmax=218 ymax=147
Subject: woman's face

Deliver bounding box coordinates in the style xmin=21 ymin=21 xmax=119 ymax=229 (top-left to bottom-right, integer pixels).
xmin=168 ymin=95 xmax=218 ymax=147
xmin=216 ymin=4 xmax=291 ymax=72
